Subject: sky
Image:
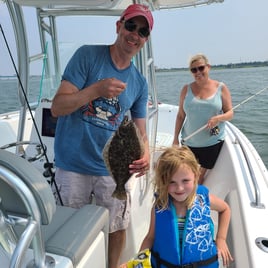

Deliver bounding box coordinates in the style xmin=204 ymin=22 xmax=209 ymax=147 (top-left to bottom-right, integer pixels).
xmin=0 ymin=0 xmax=268 ymax=74
xmin=152 ymin=0 xmax=268 ymax=68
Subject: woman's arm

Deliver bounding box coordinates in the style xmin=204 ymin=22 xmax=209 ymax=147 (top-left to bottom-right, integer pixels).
xmin=207 ymin=83 xmax=234 ymax=128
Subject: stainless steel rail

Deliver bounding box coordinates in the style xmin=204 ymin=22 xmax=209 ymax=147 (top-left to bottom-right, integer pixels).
xmin=0 ymin=166 xmax=47 ymax=267
xmin=226 ymin=122 xmax=265 ymax=209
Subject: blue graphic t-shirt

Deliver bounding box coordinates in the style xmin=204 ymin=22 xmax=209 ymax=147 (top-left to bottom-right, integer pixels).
xmin=54 ymin=45 xmax=148 ymax=175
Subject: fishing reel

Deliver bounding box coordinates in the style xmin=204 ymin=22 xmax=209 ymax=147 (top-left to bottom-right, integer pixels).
xmin=210 ymin=126 xmax=220 ymax=136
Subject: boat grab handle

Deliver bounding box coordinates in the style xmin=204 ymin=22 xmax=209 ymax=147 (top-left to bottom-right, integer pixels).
xmin=227 ymin=122 xmax=265 ymax=209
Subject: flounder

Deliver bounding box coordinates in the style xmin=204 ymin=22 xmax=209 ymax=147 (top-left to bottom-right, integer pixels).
xmin=103 ymin=116 xmax=144 ymax=200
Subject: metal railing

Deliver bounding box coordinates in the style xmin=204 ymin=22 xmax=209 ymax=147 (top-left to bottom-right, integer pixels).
xmin=0 ymin=165 xmax=47 ymax=267
xmin=226 ymin=122 xmax=265 ymax=209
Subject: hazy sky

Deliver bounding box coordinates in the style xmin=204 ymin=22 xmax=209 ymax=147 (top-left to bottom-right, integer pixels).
xmin=0 ymin=0 xmax=267 ymax=74
xmin=152 ymin=0 xmax=268 ymax=68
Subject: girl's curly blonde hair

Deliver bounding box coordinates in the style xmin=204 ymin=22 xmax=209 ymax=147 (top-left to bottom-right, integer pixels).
xmin=154 ymin=146 xmax=200 ymax=210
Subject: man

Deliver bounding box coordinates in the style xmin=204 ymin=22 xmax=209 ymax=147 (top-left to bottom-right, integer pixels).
xmin=51 ymin=4 xmax=153 ymax=268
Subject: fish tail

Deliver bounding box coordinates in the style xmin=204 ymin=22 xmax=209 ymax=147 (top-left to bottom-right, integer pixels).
xmin=112 ymin=189 xmax=127 ymax=200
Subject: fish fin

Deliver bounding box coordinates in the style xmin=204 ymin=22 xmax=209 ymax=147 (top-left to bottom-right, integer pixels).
xmin=112 ymin=189 xmax=127 ymax=200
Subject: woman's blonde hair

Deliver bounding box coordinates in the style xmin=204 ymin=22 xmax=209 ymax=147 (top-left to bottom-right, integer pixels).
xmin=189 ymin=53 xmax=210 ymax=68
xmin=154 ymin=146 xmax=200 ymax=210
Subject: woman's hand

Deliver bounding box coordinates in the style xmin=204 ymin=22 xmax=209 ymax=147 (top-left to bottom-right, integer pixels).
xmin=207 ymin=116 xmax=220 ymax=129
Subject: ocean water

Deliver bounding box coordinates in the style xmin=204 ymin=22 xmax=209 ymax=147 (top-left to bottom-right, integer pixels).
xmin=0 ymin=66 xmax=268 ymax=167
xmin=156 ymin=66 xmax=268 ymax=168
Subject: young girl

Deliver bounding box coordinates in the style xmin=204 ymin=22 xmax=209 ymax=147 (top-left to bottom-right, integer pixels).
xmin=140 ymin=146 xmax=233 ymax=267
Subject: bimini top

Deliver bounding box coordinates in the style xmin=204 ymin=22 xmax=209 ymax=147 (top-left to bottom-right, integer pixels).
xmin=13 ymin=0 xmax=224 ymax=10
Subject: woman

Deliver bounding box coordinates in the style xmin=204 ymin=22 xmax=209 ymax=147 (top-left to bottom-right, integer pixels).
xmin=173 ymin=54 xmax=233 ymax=183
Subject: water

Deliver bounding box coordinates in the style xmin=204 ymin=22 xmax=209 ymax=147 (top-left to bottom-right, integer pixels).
xmin=0 ymin=76 xmax=42 ymax=112
xmin=0 ymin=67 xmax=268 ymax=168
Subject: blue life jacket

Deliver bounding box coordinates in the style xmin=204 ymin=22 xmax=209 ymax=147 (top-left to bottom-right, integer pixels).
xmin=151 ymin=185 xmax=218 ymax=268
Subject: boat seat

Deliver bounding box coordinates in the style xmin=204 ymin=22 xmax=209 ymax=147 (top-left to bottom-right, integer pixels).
xmin=0 ymin=149 xmax=109 ymax=267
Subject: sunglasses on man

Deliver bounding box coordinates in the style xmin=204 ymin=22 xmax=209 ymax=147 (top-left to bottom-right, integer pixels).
xmin=122 ymin=19 xmax=150 ymax=38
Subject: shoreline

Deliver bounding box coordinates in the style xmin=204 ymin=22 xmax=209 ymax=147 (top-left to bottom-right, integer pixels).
xmin=1 ymin=61 xmax=268 ymax=78
xmin=155 ymin=60 xmax=268 ymax=72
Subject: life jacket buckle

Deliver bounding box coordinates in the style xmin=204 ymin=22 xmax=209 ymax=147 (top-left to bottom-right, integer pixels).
xmin=178 ymin=264 xmax=194 ymax=268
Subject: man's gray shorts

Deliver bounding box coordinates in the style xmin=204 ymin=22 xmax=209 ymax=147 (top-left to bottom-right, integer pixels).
xmin=55 ymin=168 xmax=130 ymax=233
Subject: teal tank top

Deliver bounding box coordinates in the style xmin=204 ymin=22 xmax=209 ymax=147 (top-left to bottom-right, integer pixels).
xmin=181 ymin=83 xmax=225 ymax=147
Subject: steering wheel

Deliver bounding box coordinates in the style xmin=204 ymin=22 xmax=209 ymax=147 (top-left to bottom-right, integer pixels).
xmin=0 ymin=141 xmax=46 ymax=162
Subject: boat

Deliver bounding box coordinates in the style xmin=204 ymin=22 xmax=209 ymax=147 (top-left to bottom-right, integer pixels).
xmin=0 ymin=0 xmax=268 ymax=267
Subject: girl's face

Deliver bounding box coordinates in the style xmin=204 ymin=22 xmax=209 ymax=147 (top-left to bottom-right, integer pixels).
xmin=168 ymin=165 xmax=195 ymax=204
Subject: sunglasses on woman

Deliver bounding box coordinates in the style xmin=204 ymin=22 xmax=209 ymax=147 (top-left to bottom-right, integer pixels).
xmin=190 ymin=65 xmax=206 ymax=74
xmin=123 ymin=19 xmax=150 ymax=38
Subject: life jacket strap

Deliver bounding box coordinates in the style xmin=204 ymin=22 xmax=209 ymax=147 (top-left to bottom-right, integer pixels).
xmin=151 ymin=250 xmax=218 ymax=268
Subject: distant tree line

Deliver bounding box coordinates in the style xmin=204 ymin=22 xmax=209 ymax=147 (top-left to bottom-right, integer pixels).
xmin=213 ymin=60 xmax=268 ymax=69
xmin=156 ymin=60 xmax=268 ymax=72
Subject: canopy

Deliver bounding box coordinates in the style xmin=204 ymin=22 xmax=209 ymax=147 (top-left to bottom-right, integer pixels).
xmin=13 ymin=0 xmax=224 ymax=10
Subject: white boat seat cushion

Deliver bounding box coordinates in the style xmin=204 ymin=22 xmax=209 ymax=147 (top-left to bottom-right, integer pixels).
xmin=42 ymin=205 xmax=109 ymax=266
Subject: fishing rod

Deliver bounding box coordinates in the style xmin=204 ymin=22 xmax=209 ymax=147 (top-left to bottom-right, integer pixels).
xmin=182 ymin=86 xmax=268 ymax=143
xmin=0 ymin=23 xmax=63 ymax=205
